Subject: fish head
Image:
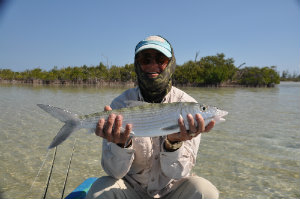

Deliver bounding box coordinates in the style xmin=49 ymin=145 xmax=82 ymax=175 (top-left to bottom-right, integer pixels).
xmin=198 ymin=104 xmax=228 ymax=124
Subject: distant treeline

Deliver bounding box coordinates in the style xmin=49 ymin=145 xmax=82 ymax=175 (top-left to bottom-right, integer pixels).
xmin=1 ymin=53 xmax=298 ymax=87
xmin=280 ymin=70 xmax=300 ymax=82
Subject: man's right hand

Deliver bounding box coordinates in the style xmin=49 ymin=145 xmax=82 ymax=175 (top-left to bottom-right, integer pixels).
xmin=95 ymin=105 xmax=132 ymax=147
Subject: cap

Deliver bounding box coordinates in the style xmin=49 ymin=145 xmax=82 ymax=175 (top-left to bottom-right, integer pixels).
xmin=135 ymin=35 xmax=172 ymax=58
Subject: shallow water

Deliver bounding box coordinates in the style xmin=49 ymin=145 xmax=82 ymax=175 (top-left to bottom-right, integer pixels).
xmin=0 ymin=82 xmax=299 ymax=199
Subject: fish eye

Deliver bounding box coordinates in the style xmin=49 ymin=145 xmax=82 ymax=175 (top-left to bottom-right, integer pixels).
xmin=200 ymin=105 xmax=206 ymax=111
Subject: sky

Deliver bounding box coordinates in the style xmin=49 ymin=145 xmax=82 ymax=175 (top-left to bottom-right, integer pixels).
xmin=0 ymin=0 xmax=299 ymax=74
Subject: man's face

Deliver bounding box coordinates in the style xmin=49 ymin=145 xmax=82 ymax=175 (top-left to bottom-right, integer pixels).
xmin=137 ymin=49 xmax=170 ymax=78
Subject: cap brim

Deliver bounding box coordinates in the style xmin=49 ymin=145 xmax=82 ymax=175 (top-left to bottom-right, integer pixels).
xmin=135 ymin=44 xmax=172 ymax=58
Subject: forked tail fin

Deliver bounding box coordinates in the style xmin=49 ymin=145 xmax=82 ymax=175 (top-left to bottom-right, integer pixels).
xmin=37 ymin=104 xmax=81 ymax=149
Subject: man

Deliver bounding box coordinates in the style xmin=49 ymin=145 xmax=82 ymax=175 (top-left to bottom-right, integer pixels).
xmin=86 ymin=35 xmax=219 ymax=199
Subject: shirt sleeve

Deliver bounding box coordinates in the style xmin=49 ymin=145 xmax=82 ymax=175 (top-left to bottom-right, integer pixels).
xmin=100 ymin=88 xmax=138 ymax=179
xmin=159 ymin=87 xmax=201 ymax=179
xmin=101 ymin=139 xmax=135 ymax=179
xmin=160 ymin=135 xmax=201 ymax=179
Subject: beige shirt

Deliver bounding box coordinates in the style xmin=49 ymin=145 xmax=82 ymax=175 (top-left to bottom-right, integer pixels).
xmin=101 ymin=86 xmax=201 ymax=198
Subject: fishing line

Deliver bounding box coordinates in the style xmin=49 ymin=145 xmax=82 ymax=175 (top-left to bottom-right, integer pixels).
xmin=42 ymin=146 xmax=57 ymax=199
xmin=61 ymin=138 xmax=77 ymax=199
xmin=28 ymin=149 xmax=50 ymax=192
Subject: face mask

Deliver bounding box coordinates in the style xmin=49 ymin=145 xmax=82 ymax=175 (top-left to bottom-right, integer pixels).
xmin=134 ymin=51 xmax=176 ymax=103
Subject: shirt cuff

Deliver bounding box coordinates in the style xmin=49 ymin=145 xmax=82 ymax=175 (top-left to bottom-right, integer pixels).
xmin=109 ymin=142 xmax=134 ymax=157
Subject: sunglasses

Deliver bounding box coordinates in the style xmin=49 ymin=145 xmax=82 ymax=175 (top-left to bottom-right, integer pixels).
xmin=137 ymin=52 xmax=170 ymax=66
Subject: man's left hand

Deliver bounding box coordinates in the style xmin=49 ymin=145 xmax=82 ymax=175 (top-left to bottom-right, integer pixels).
xmin=167 ymin=114 xmax=215 ymax=142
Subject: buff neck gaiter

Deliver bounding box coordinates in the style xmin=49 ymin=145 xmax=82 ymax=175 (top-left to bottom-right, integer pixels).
xmin=134 ymin=50 xmax=176 ymax=103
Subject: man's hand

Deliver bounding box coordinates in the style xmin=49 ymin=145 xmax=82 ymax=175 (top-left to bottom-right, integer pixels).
xmin=95 ymin=105 xmax=132 ymax=147
xmin=167 ymin=114 xmax=215 ymax=142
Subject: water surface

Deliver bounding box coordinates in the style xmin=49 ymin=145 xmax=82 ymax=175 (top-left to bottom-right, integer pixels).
xmin=0 ymin=83 xmax=299 ymax=198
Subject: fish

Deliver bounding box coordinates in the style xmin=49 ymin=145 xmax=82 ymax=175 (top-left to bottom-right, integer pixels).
xmin=37 ymin=101 xmax=228 ymax=149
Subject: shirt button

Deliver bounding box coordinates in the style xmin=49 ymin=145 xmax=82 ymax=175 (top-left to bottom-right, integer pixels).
xmin=155 ymin=155 xmax=158 ymax=160
xmin=151 ymin=177 xmax=155 ymax=182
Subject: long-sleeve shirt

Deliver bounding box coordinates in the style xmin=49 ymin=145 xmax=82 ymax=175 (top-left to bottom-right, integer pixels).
xmin=101 ymin=86 xmax=201 ymax=198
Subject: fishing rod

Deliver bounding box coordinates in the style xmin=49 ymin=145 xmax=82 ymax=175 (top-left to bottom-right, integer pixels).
xmin=28 ymin=150 xmax=50 ymax=192
xmin=61 ymin=138 xmax=77 ymax=199
xmin=41 ymin=147 xmax=57 ymax=199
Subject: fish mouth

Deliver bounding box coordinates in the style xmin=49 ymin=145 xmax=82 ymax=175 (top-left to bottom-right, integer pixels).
xmin=213 ymin=110 xmax=228 ymax=123
xmin=218 ymin=110 xmax=228 ymax=118
xmin=221 ymin=110 xmax=229 ymax=117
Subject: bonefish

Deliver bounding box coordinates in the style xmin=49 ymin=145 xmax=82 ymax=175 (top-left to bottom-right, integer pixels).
xmin=37 ymin=101 xmax=228 ymax=149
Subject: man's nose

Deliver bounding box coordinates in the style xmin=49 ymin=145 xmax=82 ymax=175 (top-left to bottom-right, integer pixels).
xmin=146 ymin=61 xmax=160 ymax=70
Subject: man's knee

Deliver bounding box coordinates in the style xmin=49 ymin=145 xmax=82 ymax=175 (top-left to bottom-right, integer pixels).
xmin=86 ymin=176 xmax=123 ymax=199
xmin=183 ymin=176 xmax=219 ymax=199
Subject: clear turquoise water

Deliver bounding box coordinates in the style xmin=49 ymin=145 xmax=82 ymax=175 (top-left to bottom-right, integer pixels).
xmin=0 ymin=82 xmax=299 ymax=199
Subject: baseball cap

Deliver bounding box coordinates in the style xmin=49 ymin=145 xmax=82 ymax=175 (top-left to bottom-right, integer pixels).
xmin=135 ymin=35 xmax=172 ymax=58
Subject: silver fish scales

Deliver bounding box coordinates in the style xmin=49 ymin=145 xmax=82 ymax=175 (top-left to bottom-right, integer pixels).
xmin=37 ymin=101 xmax=228 ymax=149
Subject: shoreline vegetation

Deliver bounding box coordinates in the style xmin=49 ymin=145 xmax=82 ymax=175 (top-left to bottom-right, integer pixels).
xmin=1 ymin=53 xmax=299 ymax=87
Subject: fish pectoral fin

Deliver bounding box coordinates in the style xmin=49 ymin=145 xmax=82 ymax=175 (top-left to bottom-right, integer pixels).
xmin=161 ymin=124 xmax=179 ymax=131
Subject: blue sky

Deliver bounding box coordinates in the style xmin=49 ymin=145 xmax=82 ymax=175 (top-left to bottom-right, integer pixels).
xmin=0 ymin=0 xmax=299 ymax=74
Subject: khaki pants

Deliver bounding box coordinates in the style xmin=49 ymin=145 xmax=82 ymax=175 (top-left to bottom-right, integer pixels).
xmin=86 ymin=176 xmax=219 ymax=199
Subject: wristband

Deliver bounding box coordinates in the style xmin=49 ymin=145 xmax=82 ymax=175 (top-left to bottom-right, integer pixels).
xmin=164 ymin=138 xmax=183 ymax=151
xmin=117 ymin=139 xmax=132 ymax=148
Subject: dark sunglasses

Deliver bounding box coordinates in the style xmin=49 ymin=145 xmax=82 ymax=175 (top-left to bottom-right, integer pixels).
xmin=138 ymin=52 xmax=170 ymax=66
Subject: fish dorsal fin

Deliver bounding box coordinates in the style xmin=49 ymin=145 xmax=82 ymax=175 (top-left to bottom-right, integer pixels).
xmin=124 ymin=100 xmax=150 ymax=108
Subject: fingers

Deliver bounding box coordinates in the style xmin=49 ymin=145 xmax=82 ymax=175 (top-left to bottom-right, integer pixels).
xmin=195 ymin=114 xmax=205 ymax=132
xmin=187 ymin=114 xmax=197 ymax=133
xmin=179 ymin=115 xmax=190 ymax=140
xmin=205 ymin=120 xmax=215 ymax=132
xmin=95 ymin=107 xmax=131 ymax=146
xmin=113 ymin=115 xmax=123 ymax=143
xmin=104 ymin=113 xmax=116 ymax=142
xmin=122 ymin=124 xmax=132 ymax=146
xmin=95 ymin=105 xmax=113 ymax=139
xmin=178 ymin=115 xmax=186 ymax=135
xmin=186 ymin=114 xmax=201 ymax=137
xmin=169 ymin=114 xmax=215 ymax=142
xmin=96 ymin=118 xmax=105 ymax=137
xmin=123 ymin=124 xmax=132 ymax=139
xmin=104 ymin=105 xmax=112 ymax=111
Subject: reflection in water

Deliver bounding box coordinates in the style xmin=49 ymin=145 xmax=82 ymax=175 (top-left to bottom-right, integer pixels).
xmin=0 ymin=82 xmax=299 ymax=199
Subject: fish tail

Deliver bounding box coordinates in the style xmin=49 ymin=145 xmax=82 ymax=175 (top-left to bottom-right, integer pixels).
xmin=37 ymin=104 xmax=81 ymax=149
